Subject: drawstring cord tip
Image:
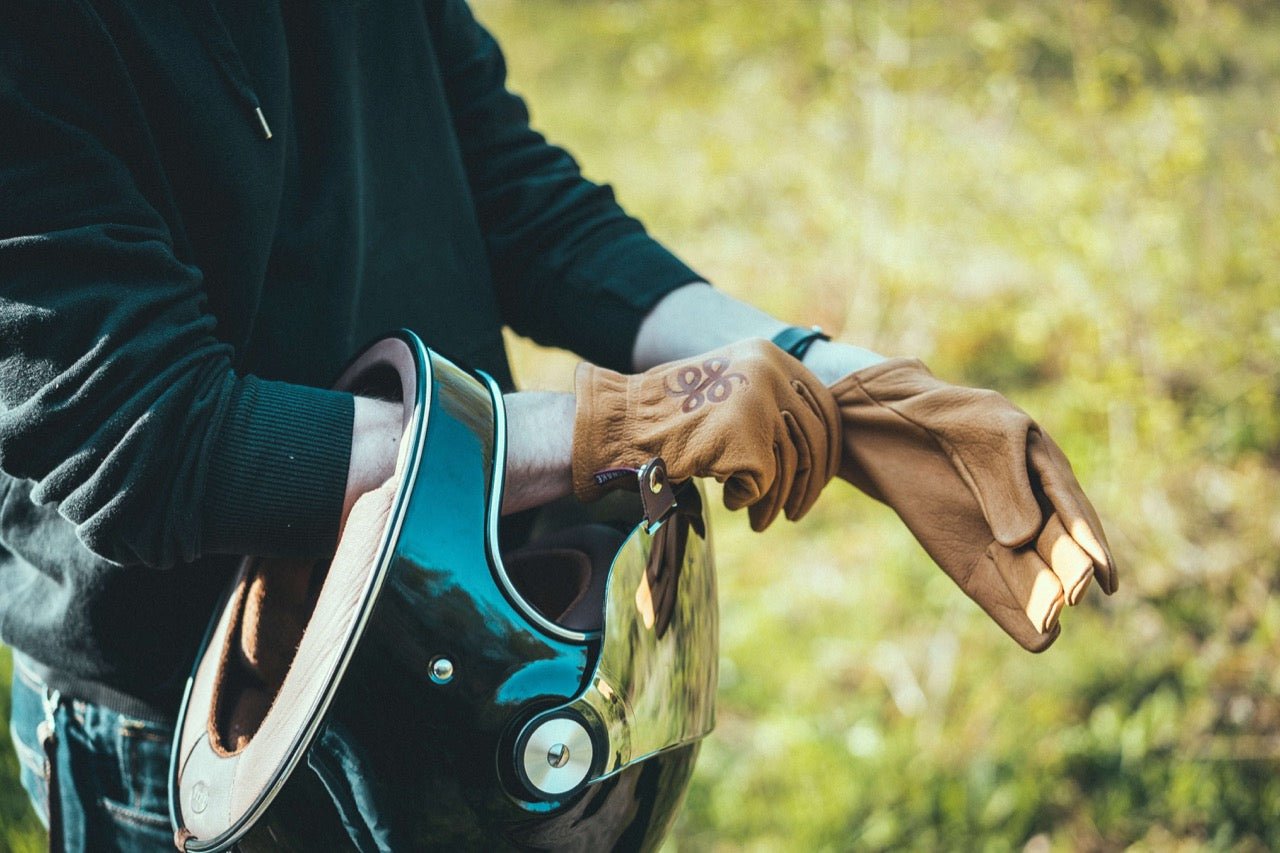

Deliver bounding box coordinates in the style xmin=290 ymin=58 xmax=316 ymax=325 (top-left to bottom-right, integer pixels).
xmin=254 ymin=106 xmax=273 ymax=140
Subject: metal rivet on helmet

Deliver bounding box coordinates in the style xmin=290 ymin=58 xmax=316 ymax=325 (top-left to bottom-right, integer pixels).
xmin=519 ymin=714 xmax=595 ymax=798
xmin=429 ymin=656 xmax=454 ymax=684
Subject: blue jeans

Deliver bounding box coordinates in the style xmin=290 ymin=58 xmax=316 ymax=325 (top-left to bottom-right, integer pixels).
xmin=8 ymin=656 xmax=175 ymax=852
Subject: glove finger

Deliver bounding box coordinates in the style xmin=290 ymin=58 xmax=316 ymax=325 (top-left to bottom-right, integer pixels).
xmin=966 ymin=545 xmax=1062 ymax=652
xmin=748 ymin=437 xmax=796 ymax=532
xmin=1035 ymin=513 xmax=1095 ymax=606
xmin=759 ymin=437 xmax=798 ymax=531
xmin=894 ymin=384 xmax=1043 ymax=547
xmin=956 ymin=428 xmax=1042 ymax=549
xmin=723 ymin=471 xmax=762 ymax=511
xmin=789 ymin=377 xmax=842 ymax=483
xmin=780 ymin=409 xmax=819 ymax=522
xmin=990 ymin=542 xmax=1064 ymax=635
xmin=1046 ymin=432 xmax=1117 ymax=593
xmin=1028 ymin=430 xmax=1117 ymax=594
xmin=721 ymin=432 xmax=773 ymax=511
xmin=871 ymin=374 xmax=1043 ymax=548
xmin=782 ymin=379 xmax=839 ymax=516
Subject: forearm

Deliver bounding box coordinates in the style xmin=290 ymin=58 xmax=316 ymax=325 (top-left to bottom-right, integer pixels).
xmin=344 ymin=391 xmax=574 ymax=522
xmin=345 ymin=281 xmax=883 ymax=522
xmin=500 ymin=392 xmax=575 ymax=514
xmin=631 ymin=282 xmax=786 ymax=368
xmin=631 ymin=281 xmax=886 ymax=384
xmin=343 ymin=396 xmax=403 ymax=526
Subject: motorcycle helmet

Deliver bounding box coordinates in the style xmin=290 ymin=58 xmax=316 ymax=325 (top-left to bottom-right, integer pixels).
xmin=169 ymin=330 xmax=718 ymax=851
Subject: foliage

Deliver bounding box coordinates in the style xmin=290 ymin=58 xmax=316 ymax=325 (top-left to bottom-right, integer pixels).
xmin=485 ymin=0 xmax=1280 ymax=848
xmin=4 ymin=0 xmax=1279 ymax=849
xmin=0 ymin=647 xmax=43 ymax=851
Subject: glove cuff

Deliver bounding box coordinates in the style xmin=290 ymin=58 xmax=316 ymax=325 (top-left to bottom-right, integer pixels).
xmin=572 ymin=362 xmax=645 ymax=502
xmin=827 ymin=357 xmax=934 ymax=401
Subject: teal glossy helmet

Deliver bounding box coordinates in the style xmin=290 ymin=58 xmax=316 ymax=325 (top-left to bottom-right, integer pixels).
xmin=169 ymin=330 xmax=718 ymax=851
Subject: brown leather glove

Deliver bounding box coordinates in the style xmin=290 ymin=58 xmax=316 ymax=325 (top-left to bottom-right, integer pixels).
xmin=574 ymin=339 xmax=841 ymax=530
xmin=831 ymin=358 xmax=1117 ymax=652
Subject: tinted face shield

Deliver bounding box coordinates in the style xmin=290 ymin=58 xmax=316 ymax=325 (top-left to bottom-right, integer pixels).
xmin=511 ymin=480 xmax=717 ymax=800
xmin=170 ymin=331 xmax=718 ymax=852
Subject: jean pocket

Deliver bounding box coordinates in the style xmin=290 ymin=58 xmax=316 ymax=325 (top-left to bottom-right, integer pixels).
xmin=11 ymin=722 xmax=49 ymax=826
xmin=73 ymin=714 xmax=175 ymax=849
xmin=8 ymin=668 xmax=51 ymax=827
xmin=111 ymin=716 xmax=174 ymax=821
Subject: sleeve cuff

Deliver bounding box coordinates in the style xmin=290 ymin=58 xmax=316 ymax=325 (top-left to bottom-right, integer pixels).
xmin=559 ymin=231 xmax=704 ymax=371
xmin=201 ymin=377 xmax=354 ymax=557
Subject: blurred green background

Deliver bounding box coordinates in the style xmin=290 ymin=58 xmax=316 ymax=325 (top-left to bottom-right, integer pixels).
xmin=4 ymin=0 xmax=1279 ymax=849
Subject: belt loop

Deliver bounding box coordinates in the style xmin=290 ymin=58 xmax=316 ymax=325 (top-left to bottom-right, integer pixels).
xmin=37 ymin=686 xmax=64 ymax=853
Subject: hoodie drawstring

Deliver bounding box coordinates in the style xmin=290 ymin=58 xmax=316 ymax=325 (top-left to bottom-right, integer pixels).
xmin=187 ymin=1 xmax=273 ymax=140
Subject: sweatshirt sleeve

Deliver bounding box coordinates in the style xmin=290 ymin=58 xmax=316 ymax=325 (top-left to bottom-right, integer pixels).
xmin=0 ymin=9 xmax=353 ymax=568
xmin=427 ymin=1 xmax=705 ymax=372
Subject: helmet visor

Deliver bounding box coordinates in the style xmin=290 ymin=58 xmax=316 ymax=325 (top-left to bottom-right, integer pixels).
xmin=519 ymin=487 xmax=718 ymax=795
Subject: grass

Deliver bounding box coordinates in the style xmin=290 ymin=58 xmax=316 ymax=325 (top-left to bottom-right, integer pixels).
xmin=0 ymin=647 xmax=43 ymax=851
xmin=484 ymin=1 xmax=1280 ymax=848
xmin=5 ymin=0 xmax=1279 ymax=849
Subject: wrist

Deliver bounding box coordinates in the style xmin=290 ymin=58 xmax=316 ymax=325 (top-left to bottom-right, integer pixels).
xmin=802 ymin=339 xmax=887 ymax=386
xmin=344 ymin=397 xmax=403 ymax=522
xmin=502 ymin=391 xmax=575 ymax=514
xmin=632 ymin=282 xmax=788 ymax=371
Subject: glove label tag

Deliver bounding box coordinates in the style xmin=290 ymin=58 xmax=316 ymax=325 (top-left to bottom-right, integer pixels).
xmin=593 ymin=467 xmax=638 ymax=488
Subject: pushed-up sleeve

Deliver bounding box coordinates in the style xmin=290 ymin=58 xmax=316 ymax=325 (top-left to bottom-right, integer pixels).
xmin=0 ymin=9 xmax=352 ymax=568
xmin=427 ymin=0 xmax=704 ymax=372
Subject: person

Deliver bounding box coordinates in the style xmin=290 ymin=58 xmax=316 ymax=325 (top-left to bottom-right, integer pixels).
xmin=0 ymin=3 xmax=1114 ymax=850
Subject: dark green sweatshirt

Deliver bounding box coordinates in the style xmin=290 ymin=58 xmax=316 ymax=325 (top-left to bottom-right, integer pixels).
xmin=0 ymin=0 xmax=700 ymax=709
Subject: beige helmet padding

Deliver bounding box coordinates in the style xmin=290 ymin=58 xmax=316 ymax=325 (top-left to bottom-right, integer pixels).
xmin=174 ymin=338 xmax=417 ymax=843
